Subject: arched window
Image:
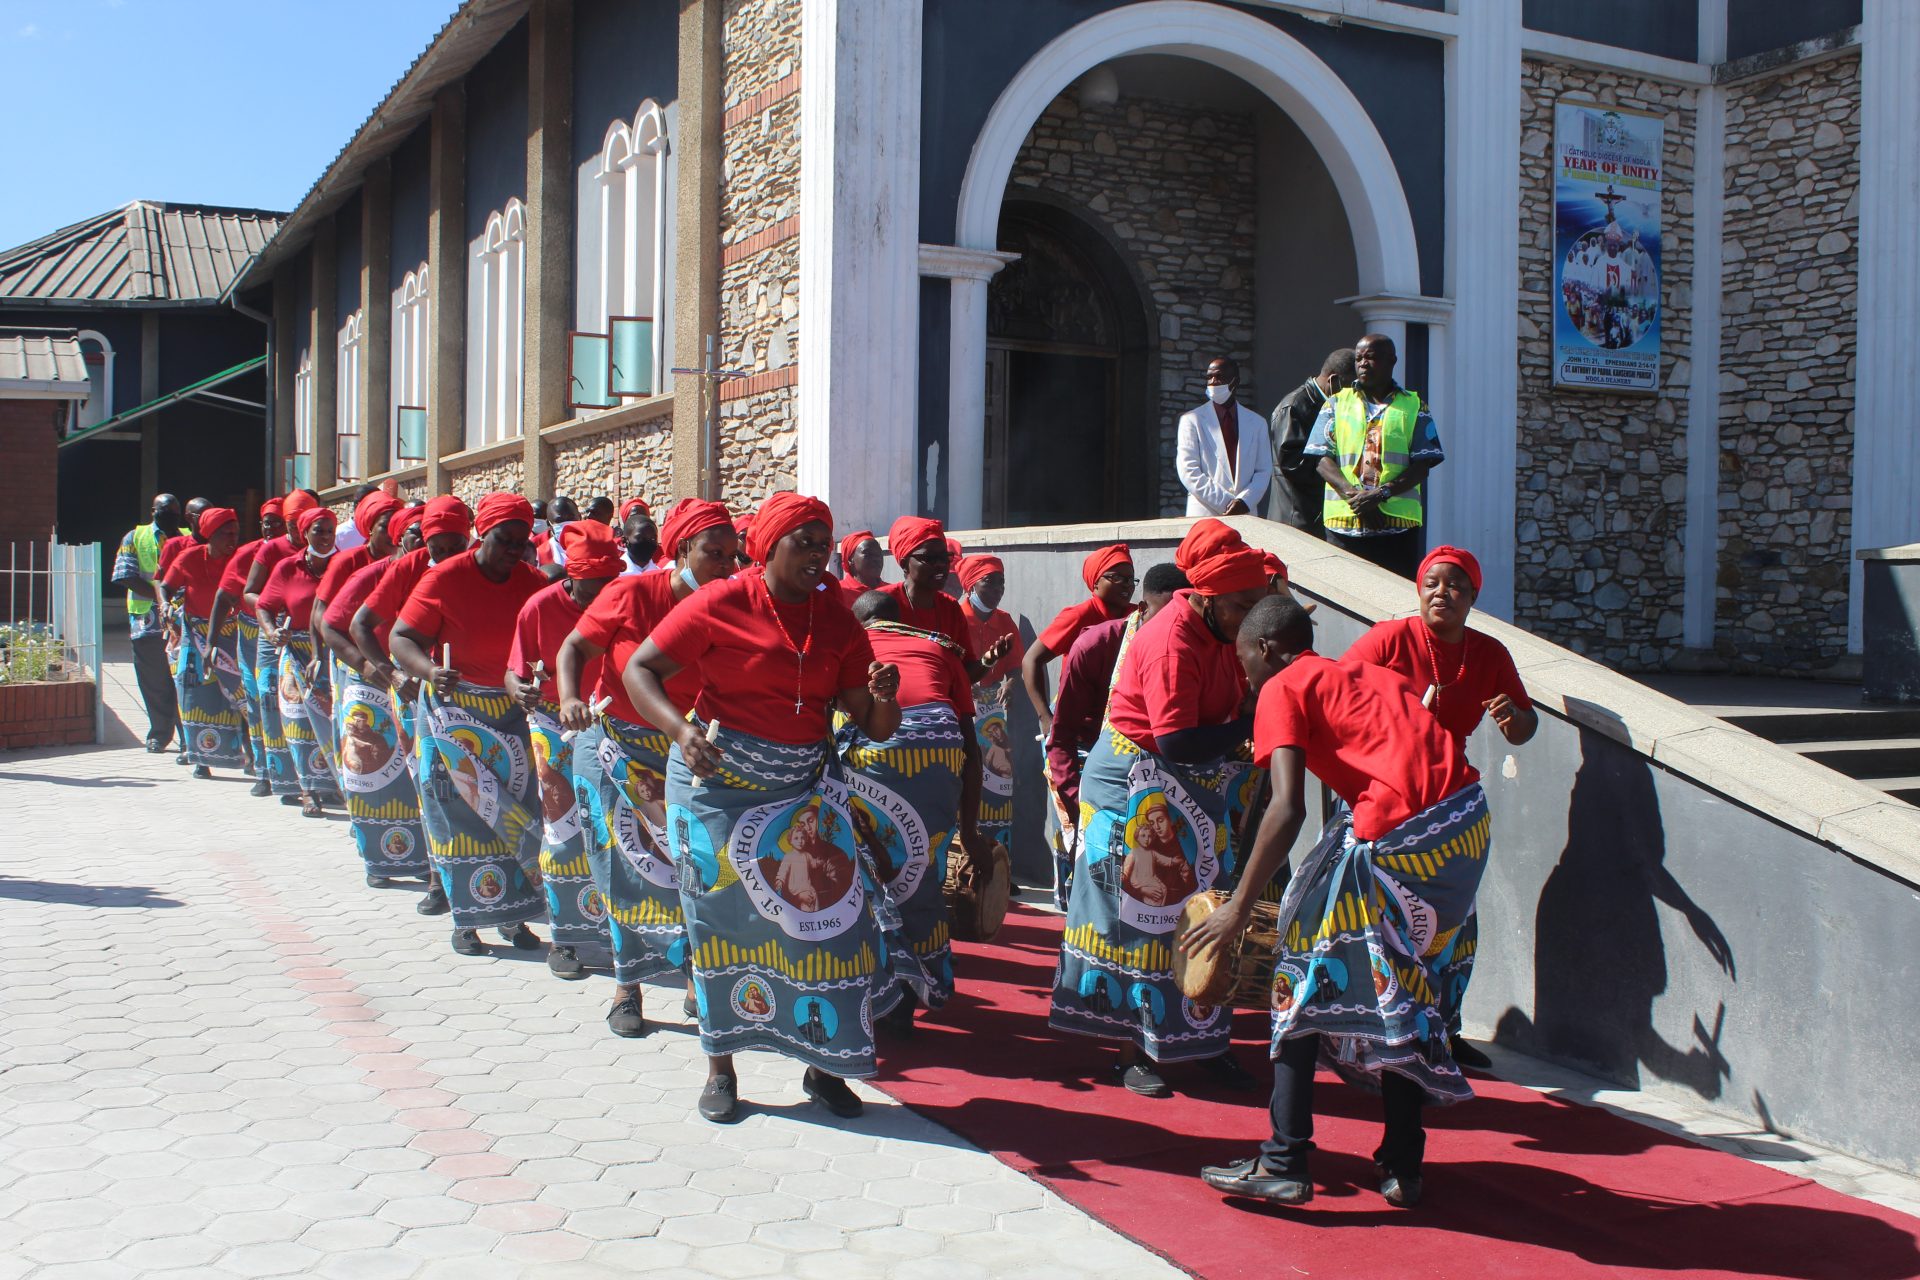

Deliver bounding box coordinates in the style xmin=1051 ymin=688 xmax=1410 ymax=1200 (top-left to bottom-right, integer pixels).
xmin=391 ymin=263 xmax=430 ymax=466
xmin=72 ymin=329 xmax=114 ymax=434
xmin=292 ymin=350 xmax=315 ymax=490
xmin=336 ymin=309 xmax=364 ymax=483
xmin=576 ymin=101 xmax=670 ymax=398
xmin=468 ymin=199 xmax=526 ymax=446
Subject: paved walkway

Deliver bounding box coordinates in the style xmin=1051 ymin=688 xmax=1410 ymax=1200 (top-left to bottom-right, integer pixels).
xmin=1 ymin=655 xmax=1915 ymax=1277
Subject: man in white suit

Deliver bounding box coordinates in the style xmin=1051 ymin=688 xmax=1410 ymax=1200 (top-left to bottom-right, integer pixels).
xmin=1176 ymin=357 xmax=1272 ymax=518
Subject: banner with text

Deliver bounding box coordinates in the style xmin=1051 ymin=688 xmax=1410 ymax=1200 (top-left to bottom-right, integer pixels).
xmin=1553 ymin=102 xmax=1664 ymax=392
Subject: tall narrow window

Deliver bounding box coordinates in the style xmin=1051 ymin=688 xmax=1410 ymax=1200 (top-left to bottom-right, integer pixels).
xmin=391 ymin=264 xmax=430 ymax=466
xmin=468 ymin=200 xmax=526 ymax=448
xmin=292 ymin=351 xmax=315 ymax=491
xmin=336 ymin=309 xmax=364 ymax=483
xmin=72 ymin=330 xmax=115 ymax=434
xmin=577 ymin=102 xmax=670 ymax=398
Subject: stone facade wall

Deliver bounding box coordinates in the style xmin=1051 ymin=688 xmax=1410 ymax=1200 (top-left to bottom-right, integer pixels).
xmin=397 ymin=477 xmax=428 ymax=504
xmin=1007 ymin=92 xmax=1258 ymax=515
xmin=549 ymin=411 xmax=677 ymax=509
xmin=717 ymin=0 xmax=801 ymax=505
xmin=1716 ymin=53 xmax=1859 ymax=672
xmin=445 ymin=454 xmax=524 ymax=510
xmin=1516 ymin=61 xmax=1697 ymax=668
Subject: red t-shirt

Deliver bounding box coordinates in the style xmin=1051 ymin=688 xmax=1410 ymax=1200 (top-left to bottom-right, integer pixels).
xmin=257 ymin=555 xmax=326 ymax=632
xmin=507 ymin=579 xmax=591 ymax=702
xmin=1342 ymin=616 xmax=1531 ymax=747
xmin=252 ymin=536 xmax=301 ymax=587
xmin=397 ymin=550 xmax=548 ymax=688
xmin=961 ymin=598 xmax=1020 ymax=686
xmin=324 ymin=559 xmax=392 ymax=640
xmin=1038 ymin=594 xmax=1133 ymax=656
xmin=158 ymin=533 xmax=193 ymax=581
xmin=651 ymin=575 xmax=874 ymax=745
xmin=867 ymin=628 xmax=974 ymax=716
xmin=160 ymin=546 xmax=235 ymax=617
xmin=219 ymin=540 xmax=265 ymax=617
xmin=1106 ymin=592 xmax=1246 ymax=754
xmin=840 ymin=576 xmax=880 ymax=608
xmin=1253 ymin=652 xmax=1479 ymax=842
xmin=363 ymin=547 xmax=435 ymax=623
xmin=315 ymin=545 xmax=374 ymax=615
xmin=573 ymin=571 xmax=699 ymax=728
xmin=878 ymin=583 xmax=978 ymax=668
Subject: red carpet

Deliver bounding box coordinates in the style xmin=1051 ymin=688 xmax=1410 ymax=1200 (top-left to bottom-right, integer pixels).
xmin=873 ymin=906 xmax=1920 ymax=1280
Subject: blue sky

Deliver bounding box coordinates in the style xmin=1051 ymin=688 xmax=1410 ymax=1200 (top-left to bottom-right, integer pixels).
xmin=1 ymin=0 xmax=458 ymax=250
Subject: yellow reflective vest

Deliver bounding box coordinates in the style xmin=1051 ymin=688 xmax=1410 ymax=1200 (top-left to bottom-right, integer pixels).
xmin=1321 ymin=387 xmax=1425 ymax=531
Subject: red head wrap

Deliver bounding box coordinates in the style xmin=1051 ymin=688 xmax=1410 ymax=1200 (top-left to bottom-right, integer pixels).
xmin=944 ymin=537 xmax=964 ymax=565
xmin=474 ymin=492 xmax=536 ymax=537
xmin=1174 ymin=519 xmax=1270 ymax=597
xmin=260 ymin=498 xmax=284 ymax=520
xmin=659 ymin=498 xmax=732 ymax=554
xmin=198 ymin=507 xmax=237 ymax=539
xmin=1263 ymin=552 xmax=1288 ymax=584
xmin=561 ymin=520 xmax=624 ymax=580
xmin=295 ymin=506 xmax=336 ymax=540
xmin=420 ymin=495 xmax=474 ymax=539
xmin=284 ymin=491 xmax=319 ymax=520
xmin=618 ymin=497 xmax=650 ymax=524
xmin=838 ymin=529 xmax=876 ymax=571
xmin=1081 ymin=543 xmax=1133 ymax=591
xmin=748 ymin=492 xmax=833 ymax=564
xmin=886 ymin=516 xmax=945 ymax=566
xmin=354 ymin=492 xmax=403 ymax=539
xmin=1418 ymin=545 xmax=1483 ymax=593
xmin=388 ymin=505 xmax=425 ymax=544
xmin=958 ymin=554 xmax=1004 ymax=591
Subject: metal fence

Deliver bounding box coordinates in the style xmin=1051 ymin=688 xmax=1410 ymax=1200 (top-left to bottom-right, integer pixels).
xmin=2 ymin=539 xmax=104 ymax=742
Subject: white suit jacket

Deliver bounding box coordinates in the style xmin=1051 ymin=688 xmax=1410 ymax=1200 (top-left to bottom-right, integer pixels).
xmin=1177 ymin=400 xmax=1272 ymax=517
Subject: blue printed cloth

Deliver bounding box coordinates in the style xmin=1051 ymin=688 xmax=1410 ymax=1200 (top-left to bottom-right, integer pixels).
xmin=527 ymin=705 xmax=610 ymax=949
xmin=337 ymin=672 xmax=431 ymax=878
xmin=173 ymin=614 xmax=245 ymax=768
xmin=576 ymin=717 xmax=686 ymax=983
xmin=278 ymin=635 xmax=339 ymax=801
xmin=415 ymin=684 xmax=546 ymax=931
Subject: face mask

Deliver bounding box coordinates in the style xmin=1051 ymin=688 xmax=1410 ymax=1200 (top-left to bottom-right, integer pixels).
xmin=1207 ymin=384 xmax=1233 ymax=405
xmin=967 ymin=590 xmax=992 ymax=614
xmin=307 ymin=544 xmax=337 ymax=560
xmin=679 ymin=566 xmax=700 ymax=593
xmin=531 ymin=519 xmax=550 ymax=536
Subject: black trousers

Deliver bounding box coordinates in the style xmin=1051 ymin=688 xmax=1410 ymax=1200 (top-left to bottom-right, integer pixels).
xmin=1323 ymin=529 xmax=1424 ymax=579
xmin=1258 ymin=1033 xmax=1427 ymax=1178
xmin=130 ymin=632 xmax=179 ymax=749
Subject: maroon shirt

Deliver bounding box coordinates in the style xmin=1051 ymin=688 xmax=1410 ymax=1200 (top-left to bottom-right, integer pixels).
xmin=1044 ymin=616 xmax=1130 ymax=806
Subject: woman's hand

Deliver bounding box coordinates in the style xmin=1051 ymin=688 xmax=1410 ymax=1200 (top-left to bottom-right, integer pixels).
xmin=1176 ymin=895 xmax=1249 ymax=961
xmin=675 ymin=721 xmax=725 ymax=779
xmin=979 ymin=635 xmax=1014 ymax=670
xmin=428 ymin=663 xmax=460 ymax=698
xmin=558 ymin=696 xmax=594 ymax=732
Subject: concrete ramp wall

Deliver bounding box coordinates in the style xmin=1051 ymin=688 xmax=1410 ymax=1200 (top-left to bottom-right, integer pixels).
xmin=952 ymin=516 xmax=1920 ymax=1174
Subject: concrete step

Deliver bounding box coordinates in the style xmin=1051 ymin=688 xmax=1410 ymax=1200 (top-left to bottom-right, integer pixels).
xmin=1873 ymin=776 xmax=1920 ymax=805
xmin=1787 ymin=738 xmax=1920 ymax=780
xmin=1715 ymin=706 xmax=1920 ymax=744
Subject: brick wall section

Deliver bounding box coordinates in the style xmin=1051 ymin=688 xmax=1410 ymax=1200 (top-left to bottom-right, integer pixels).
xmin=717 ymin=0 xmax=802 ymax=504
xmin=549 ymin=413 xmax=676 ymax=509
xmin=444 ymin=455 xmax=525 ymax=510
xmin=397 ymin=478 xmax=428 ymax=504
xmin=0 ymin=680 xmax=95 ymax=750
xmin=1516 ymin=61 xmax=1697 ymax=668
xmin=1716 ymin=53 xmax=1860 ymax=672
xmin=0 ymin=400 xmax=61 ymax=549
xmin=1007 ymin=92 xmax=1258 ymax=515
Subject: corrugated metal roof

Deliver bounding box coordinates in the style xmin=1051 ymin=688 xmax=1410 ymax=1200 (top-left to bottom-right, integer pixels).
xmin=0 ymin=202 xmax=284 ymax=305
xmin=0 ymin=328 xmax=91 ymax=393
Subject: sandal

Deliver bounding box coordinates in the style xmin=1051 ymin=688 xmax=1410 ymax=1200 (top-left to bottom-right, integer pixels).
xmin=300 ymin=796 xmax=325 ymax=818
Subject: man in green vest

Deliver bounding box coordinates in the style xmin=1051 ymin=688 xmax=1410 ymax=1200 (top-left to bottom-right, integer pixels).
xmin=111 ymin=493 xmax=185 ymax=753
xmin=1304 ymin=333 xmax=1444 ymax=579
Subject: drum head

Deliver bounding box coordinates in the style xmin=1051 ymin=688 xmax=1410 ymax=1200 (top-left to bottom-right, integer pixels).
xmin=974 ymin=843 xmax=1012 ymax=942
xmin=1172 ymin=891 xmax=1234 ymax=1004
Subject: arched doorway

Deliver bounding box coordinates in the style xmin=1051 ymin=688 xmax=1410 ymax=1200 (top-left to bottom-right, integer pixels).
xmin=983 ymin=202 xmax=1152 ymax=524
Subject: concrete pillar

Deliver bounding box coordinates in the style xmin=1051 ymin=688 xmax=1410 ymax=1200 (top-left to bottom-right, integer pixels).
xmin=523 ymin=0 xmax=574 ymax=502
xmin=139 ymin=311 xmax=160 ymax=499
xmin=427 ymin=85 xmax=468 ymax=497
xmin=271 ymin=277 xmax=297 ymax=494
xmin=796 ymin=0 xmax=923 ymax=532
xmin=311 ymin=219 xmax=338 ymax=491
xmin=672 ymin=0 xmax=722 ymax=500
xmin=1851 ymin=0 xmax=1920 ymax=648
xmin=1684 ymin=2 xmax=1728 ymax=650
xmin=361 ymin=158 xmax=394 ymax=478
xmin=922 ymin=245 xmax=1017 ymax=530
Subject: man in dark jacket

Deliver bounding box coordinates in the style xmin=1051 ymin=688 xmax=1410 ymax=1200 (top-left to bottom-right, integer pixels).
xmin=1263 ymin=348 xmax=1356 ymax=531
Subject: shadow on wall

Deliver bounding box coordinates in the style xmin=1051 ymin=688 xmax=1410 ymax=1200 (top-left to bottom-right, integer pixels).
xmin=1496 ymin=706 xmax=1738 ymax=1101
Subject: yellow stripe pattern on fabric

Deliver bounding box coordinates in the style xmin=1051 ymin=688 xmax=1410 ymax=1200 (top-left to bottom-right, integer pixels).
xmin=912 ymin=921 xmax=951 ymax=957
xmin=359 ymin=796 xmax=421 ymax=821
xmin=1064 ymin=923 xmax=1171 ymax=973
xmin=540 ymin=850 xmax=593 ymax=878
xmin=610 ymin=894 xmax=683 ymax=927
xmin=692 ymin=937 xmax=877 ymax=980
xmin=844 ymin=743 xmax=966 ymax=776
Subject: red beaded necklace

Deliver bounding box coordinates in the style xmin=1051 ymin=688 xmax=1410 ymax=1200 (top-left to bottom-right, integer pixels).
xmin=1418 ymin=621 xmax=1466 ymax=709
xmin=757 ymin=575 xmax=816 ymax=714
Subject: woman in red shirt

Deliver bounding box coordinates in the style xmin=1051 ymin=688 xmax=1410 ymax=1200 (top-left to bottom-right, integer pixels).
xmin=258 ymin=506 xmax=343 ymax=816
xmin=555 ymin=497 xmax=737 ymax=1038
xmin=160 ymin=507 xmax=242 ymax=779
xmin=210 ymin=498 xmax=287 ymax=793
xmin=391 ymin=494 xmax=550 ymax=958
xmin=1048 ymin=520 xmax=1270 ymax=1100
xmin=627 ymin=492 xmax=901 ymax=1125
xmin=836 ymin=528 xmax=885 ymax=604
xmin=1020 ymin=543 xmax=1136 ymax=734
xmin=879 ymin=516 xmax=1011 ymax=683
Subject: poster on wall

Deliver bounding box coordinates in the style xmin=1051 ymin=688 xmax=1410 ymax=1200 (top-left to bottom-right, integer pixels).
xmin=1552 ymin=102 xmax=1664 ymax=393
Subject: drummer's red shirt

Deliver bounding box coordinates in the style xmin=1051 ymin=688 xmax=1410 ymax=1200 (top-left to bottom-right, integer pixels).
xmin=651 ymin=576 xmax=874 ymax=745
xmin=507 ymin=579 xmax=591 ymax=703
xmin=1342 ymin=616 xmax=1530 ymax=748
xmin=1106 ymin=593 xmax=1245 ymax=754
xmin=159 ymin=545 xmax=234 ymax=617
xmin=1253 ymin=652 xmax=1478 ymax=842
xmin=397 ymin=550 xmax=547 ymax=687
xmin=572 ymin=571 xmax=699 ymax=728
xmin=878 ymin=583 xmax=978 ymax=668
xmin=866 ymin=628 xmax=974 ymax=717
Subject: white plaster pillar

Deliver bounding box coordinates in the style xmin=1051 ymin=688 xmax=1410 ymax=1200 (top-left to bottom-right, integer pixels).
xmin=1684 ymin=1 xmax=1727 ymax=650
xmin=1850 ymin=0 xmax=1920 ymax=649
xmin=796 ymin=0 xmax=923 ymax=535
xmin=1436 ymin=0 xmax=1522 ymax=620
xmin=920 ymin=244 xmax=1019 ymax=530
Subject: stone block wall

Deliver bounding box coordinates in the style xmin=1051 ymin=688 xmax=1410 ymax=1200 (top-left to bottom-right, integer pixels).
xmin=1007 ymin=91 xmax=1258 ymax=515
xmin=1716 ymin=53 xmax=1859 ymax=672
xmin=1516 ymin=60 xmax=1697 ymax=668
xmin=397 ymin=477 xmax=428 ymax=504
xmin=717 ymin=0 xmax=801 ymax=506
xmin=446 ymin=454 xmax=525 ymax=510
xmin=549 ymin=411 xmax=677 ymax=509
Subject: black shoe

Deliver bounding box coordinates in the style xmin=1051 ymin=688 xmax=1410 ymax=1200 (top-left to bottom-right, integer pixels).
xmin=416 ymin=884 xmax=450 ymax=916
xmin=682 ymin=994 xmax=699 ymax=1019
xmin=146 ymin=739 xmax=171 ymax=754
xmin=500 ymin=923 xmax=541 ymax=950
xmin=1201 ymin=1052 xmax=1260 ymax=1092
xmin=366 ymin=874 xmax=393 ymax=889
xmin=547 ymin=946 xmax=585 ymax=979
xmin=175 ymin=751 xmax=190 ymax=766
xmin=1200 ymin=1156 xmax=1313 ymax=1205
xmin=698 ymin=1075 xmax=740 ymax=1124
xmin=1450 ymin=1035 xmax=1493 ymax=1071
xmin=450 ymin=928 xmax=486 ymax=956
xmin=1117 ymin=1062 xmax=1171 ymax=1098
xmin=1380 ymin=1170 xmax=1423 ymax=1208
xmin=191 ymin=765 xmax=211 ymax=779
xmin=607 ymin=990 xmax=647 ymax=1038
xmin=802 ymin=1068 xmax=863 ymax=1119
xmin=877 ymin=1000 xmax=916 ymax=1040
xmin=249 ymin=778 xmax=272 ymax=797
xmin=280 ymin=793 xmax=303 ymax=806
